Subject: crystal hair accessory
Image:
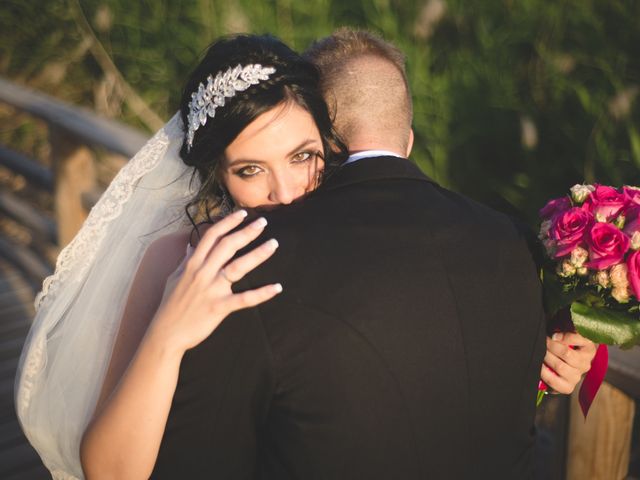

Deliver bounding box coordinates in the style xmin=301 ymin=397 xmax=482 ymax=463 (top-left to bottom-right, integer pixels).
xmin=186 ymin=63 xmax=277 ymax=150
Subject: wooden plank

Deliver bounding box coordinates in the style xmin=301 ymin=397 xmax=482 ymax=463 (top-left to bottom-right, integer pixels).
xmin=0 ymin=190 xmax=57 ymax=244
xmin=0 ymin=145 xmax=53 ymax=192
xmin=0 ymin=301 xmax=32 ymax=320
xmin=1 ymin=399 xmax=19 ymax=423
xmin=0 ymin=288 xmax=35 ymax=308
xmin=606 ymin=346 xmax=640 ymax=400
xmin=0 ymin=76 xmax=149 ymax=158
xmin=0 ymin=418 xmax=29 ymax=449
xmin=0 ymin=317 xmax=30 ymax=338
xmin=0 ymin=236 xmax=51 ymax=288
xmin=50 ymin=126 xmax=96 ymax=247
xmin=0 ymin=356 xmax=21 ymax=382
xmin=0 ymin=336 xmax=28 ymax=361
xmin=0 ymin=258 xmax=47 ymax=479
xmin=534 ymin=394 xmax=570 ymax=479
xmin=0 ymin=442 xmax=48 ymax=478
xmin=4 ymin=463 xmax=50 ymax=480
xmin=0 ymin=370 xmax=19 ymax=397
xmin=566 ymin=382 xmax=635 ymax=479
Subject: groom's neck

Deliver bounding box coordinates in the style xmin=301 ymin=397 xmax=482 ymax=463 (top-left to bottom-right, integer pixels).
xmin=346 ymin=137 xmax=407 ymax=158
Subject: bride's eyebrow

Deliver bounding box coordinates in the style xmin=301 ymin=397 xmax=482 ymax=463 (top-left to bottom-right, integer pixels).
xmin=285 ymin=138 xmax=320 ymax=157
xmin=226 ymin=139 xmax=320 ymax=167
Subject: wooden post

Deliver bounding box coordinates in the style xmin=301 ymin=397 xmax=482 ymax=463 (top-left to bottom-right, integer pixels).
xmin=566 ymin=381 xmax=635 ymax=479
xmin=49 ymin=125 xmax=96 ymax=247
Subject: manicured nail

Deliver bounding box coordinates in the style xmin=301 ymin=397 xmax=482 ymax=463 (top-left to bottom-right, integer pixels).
xmin=272 ymin=283 xmax=283 ymax=293
xmin=252 ymin=217 xmax=267 ymax=229
xmin=264 ymin=238 xmax=279 ymax=250
xmin=235 ymin=209 xmax=248 ymax=218
xmin=552 ymin=333 xmax=562 ymax=341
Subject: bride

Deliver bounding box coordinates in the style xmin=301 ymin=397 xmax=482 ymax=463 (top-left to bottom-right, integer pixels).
xmin=15 ymin=34 xmax=346 ymax=479
xmin=16 ymin=32 xmax=595 ymax=480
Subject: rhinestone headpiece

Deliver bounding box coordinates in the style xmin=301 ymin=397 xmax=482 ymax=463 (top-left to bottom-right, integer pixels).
xmin=186 ymin=63 xmax=277 ymax=151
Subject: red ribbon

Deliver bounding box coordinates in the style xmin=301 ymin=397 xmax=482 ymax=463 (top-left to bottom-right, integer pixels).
xmin=537 ymin=343 xmax=608 ymax=417
xmin=578 ymin=344 xmax=608 ymax=417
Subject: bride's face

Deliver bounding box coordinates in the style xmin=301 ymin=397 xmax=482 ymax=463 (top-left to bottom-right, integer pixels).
xmin=220 ymin=101 xmax=325 ymax=209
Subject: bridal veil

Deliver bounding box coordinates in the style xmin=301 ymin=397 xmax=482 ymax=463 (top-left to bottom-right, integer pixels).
xmin=14 ymin=114 xmax=198 ymax=479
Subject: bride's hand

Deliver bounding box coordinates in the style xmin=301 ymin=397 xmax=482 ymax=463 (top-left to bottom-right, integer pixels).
xmin=541 ymin=332 xmax=597 ymax=394
xmin=148 ymin=209 xmax=281 ymax=354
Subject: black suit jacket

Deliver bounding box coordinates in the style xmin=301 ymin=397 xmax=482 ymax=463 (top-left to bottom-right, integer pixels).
xmin=153 ymin=156 xmax=546 ymax=479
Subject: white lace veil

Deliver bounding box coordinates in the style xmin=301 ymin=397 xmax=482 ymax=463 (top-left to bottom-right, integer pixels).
xmin=14 ymin=113 xmax=198 ymax=479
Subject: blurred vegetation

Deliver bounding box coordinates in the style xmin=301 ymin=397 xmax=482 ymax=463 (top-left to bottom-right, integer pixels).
xmin=1 ymin=0 xmax=639 ymax=223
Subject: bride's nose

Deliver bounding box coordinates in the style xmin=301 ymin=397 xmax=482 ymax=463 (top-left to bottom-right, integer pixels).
xmin=267 ymin=172 xmax=304 ymax=205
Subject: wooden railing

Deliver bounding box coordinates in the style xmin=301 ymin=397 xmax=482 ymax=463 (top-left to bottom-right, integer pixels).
xmin=0 ymin=76 xmax=638 ymax=479
xmin=0 ymin=76 xmax=149 ymax=288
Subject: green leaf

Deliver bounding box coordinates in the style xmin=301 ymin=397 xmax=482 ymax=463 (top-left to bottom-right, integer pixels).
xmin=570 ymin=302 xmax=640 ymax=347
xmin=541 ymin=267 xmax=585 ymax=315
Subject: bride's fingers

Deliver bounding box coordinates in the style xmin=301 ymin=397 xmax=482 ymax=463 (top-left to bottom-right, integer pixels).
xmin=540 ymin=364 xmax=573 ymax=394
xmin=187 ymin=210 xmax=248 ymax=267
xmin=219 ymin=239 xmax=279 ymax=284
xmin=199 ymin=217 xmax=268 ymax=279
xmin=552 ymin=332 xmax=597 ymax=352
xmin=546 ymin=337 xmax=592 ymax=373
xmin=224 ymin=283 xmax=283 ymax=313
xmin=542 ymin=350 xmax=581 ymax=389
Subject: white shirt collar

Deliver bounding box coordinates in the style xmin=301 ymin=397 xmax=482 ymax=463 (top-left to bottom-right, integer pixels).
xmin=344 ymin=150 xmax=404 ymax=165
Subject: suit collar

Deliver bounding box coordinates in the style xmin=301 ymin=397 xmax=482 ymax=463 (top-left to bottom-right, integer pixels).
xmin=320 ymin=156 xmax=436 ymax=192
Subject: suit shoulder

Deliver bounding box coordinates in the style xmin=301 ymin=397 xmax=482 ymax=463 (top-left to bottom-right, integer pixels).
xmin=426 ymin=183 xmax=526 ymax=239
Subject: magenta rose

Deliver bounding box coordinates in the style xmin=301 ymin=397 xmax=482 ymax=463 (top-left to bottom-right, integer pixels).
xmin=540 ymin=196 xmax=571 ymax=220
xmin=623 ymin=186 xmax=640 ymax=207
xmin=585 ymin=222 xmax=631 ymax=270
xmin=582 ymin=185 xmax=627 ymax=222
xmin=550 ymin=207 xmax=593 ymax=257
xmin=628 ymin=250 xmax=640 ymax=300
xmin=624 ymin=206 xmax=640 ymax=235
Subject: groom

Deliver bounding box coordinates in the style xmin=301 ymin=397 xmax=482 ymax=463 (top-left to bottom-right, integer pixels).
xmin=153 ymin=31 xmax=580 ymax=478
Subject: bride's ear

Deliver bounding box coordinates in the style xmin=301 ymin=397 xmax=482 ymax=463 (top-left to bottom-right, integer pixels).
xmin=405 ymin=129 xmax=414 ymax=157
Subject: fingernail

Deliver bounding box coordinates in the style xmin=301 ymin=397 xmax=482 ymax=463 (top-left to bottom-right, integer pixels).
xmin=273 ymin=283 xmax=283 ymax=293
xmin=265 ymin=238 xmax=279 ymax=250
xmin=552 ymin=333 xmax=562 ymax=341
xmin=252 ymin=217 xmax=267 ymax=229
xmin=235 ymin=209 xmax=248 ymax=218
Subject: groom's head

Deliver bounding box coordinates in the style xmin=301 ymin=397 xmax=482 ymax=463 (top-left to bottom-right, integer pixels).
xmin=305 ymin=28 xmax=413 ymax=156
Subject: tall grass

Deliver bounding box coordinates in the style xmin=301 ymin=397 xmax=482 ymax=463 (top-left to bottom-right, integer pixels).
xmin=1 ymin=0 xmax=638 ymax=223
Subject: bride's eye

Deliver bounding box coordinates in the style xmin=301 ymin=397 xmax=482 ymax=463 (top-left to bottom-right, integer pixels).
xmin=292 ymin=151 xmax=318 ymax=163
xmin=234 ymin=165 xmax=262 ymax=178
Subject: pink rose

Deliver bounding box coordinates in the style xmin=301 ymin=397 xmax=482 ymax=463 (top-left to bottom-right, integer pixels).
xmin=540 ymin=196 xmax=571 ymax=220
xmin=628 ymin=250 xmax=640 ymax=300
xmin=623 ymin=186 xmax=640 ymax=207
xmin=585 ymin=222 xmax=630 ymax=270
xmin=582 ymin=185 xmax=627 ymax=222
xmin=624 ymin=205 xmax=640 ymax=235
xmin=550 ymin=207 xmax=593 ymax=257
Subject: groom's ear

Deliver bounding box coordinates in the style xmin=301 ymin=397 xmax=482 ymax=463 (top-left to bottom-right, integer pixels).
xmin=405 ymin=129 xmax=414 ymax=157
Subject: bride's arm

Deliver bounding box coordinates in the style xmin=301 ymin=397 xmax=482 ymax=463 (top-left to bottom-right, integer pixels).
xmin=80 ymin=211 xmax=281 ymax=480
xmin=93 ymin=229 xmax=190 ymax=416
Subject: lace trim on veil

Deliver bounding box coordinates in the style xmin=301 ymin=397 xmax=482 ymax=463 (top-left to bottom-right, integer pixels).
xmin=18 ymin=114 xmax=182 ymax=417
xmin=34 ymin=116 xmax=180 ymax=311
xmin=51 ymin=469 xmax=81 ymax=480
xmin=14 ymin=113 xmax=201 ymax=478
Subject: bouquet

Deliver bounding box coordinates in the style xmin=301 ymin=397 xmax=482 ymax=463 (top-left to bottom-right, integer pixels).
xmin=537 ymin=184 xmax=640 ymax=413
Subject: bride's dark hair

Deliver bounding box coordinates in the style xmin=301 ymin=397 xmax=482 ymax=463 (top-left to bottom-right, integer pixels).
xmin=179 ymin=34 xmax=347 ymax=223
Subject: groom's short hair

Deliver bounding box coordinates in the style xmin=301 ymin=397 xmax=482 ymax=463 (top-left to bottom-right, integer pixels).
xmin=305 ymin=28 xmax=412 ymax=152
